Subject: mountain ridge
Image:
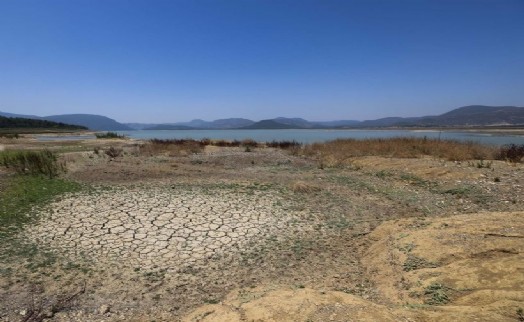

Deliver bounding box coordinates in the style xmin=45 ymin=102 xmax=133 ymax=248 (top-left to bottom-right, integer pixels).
xmin=0 ymin=112 xmax=132 ymax=130
xmin=0 ymin=115 xmax=87 ymax=130
xmin=2 ymin=105 xmax=523 ymax=130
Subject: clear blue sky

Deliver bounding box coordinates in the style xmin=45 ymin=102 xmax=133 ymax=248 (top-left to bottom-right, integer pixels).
xmin=1 ymin=0 xmax=523 ymax=123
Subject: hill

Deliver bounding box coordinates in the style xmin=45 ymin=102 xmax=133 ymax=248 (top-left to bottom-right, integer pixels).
xmin=426 ymin=105 xmax=524 ymax=126
xmin=44 ymin=114 xmax=132 ymax=131
xmin=241 ymin=119 xmax=302 ymax=129
xmin=315 ymin=120 xmax=361 ymax=127
xmin=208 ymin=118 xmax=255 ymax=129
xmin=0 ymin=111 xmax=132 ymax=131
xmin=272 ymin=117 xmax=315 ymax=128
xmin=0 ymin=115 xmax=87 ymax=130
xmin=2 ymin=105 xmax=524 ymax=130
xmin=124 ymin=123 xmax=161 ymax=130
xmin=0 ymin=111 xmax=43 ymax=120
xmin=143 ymin=125 xmax=195 ymax=130
xmin=354 ymin=105 xmax=524 ymax=127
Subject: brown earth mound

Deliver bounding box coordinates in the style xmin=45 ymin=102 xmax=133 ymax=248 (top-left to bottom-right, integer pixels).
xmin=185 ymin=211 xmax=524 ymax=322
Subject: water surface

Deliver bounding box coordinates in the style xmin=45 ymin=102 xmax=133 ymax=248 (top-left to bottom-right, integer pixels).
xmin=116 ymin=129 xmax=524 ymax=145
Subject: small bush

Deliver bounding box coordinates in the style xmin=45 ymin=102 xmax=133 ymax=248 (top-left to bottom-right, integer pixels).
xmin=266 ymin=140 xmax=302 ymax=149
xmin=291 ymin=181 xmax=321 ymax=193
xmin=95 ymin=132 xmax=125 ymax=139
xmin=424 ymin=283 xmax=451 ymax=305
xmin=105 ymin=146 xmax=123 ymax=158
xmin=200 ymin=138 xmax=212 ymax=146
xmin=403 ymin=254 xmax=438 ymax=271
xmin=497 ymin=144 xmax=524 ymax=163
xmin=0 ymin=150 xmax=64 ymax=178
xmin=213 ymin=139 xmax=230 ymax=147
xmin=241 ymin=139 xmax=259 ymax=148
xmin=0 ymin=133 xmax=19 ymax=139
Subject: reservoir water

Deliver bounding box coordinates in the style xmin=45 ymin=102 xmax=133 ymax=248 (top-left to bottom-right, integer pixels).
xmin=114 ymin=129 xmax=524 ymax=146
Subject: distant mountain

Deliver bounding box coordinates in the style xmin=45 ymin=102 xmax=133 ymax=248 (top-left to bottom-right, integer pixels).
xmin=0 ymin=111 xmax=43 ymax=120
xmin=124 ymin=123 xmax=161 ymax=130
xmin=272 ymin=117 xmax=315 ymax=128
xmin=0 ymin=115 xmax=87 ymax=130
xmin=357 ymin=117 xmax=426 ymax=127
xmin=180 ymin=119 xmax=210 ymax=128
xmin=144 ymin=124 xmax=195 ymax=130
xmin=2 ymin=105 xmax=523 ymax=131
xmin=137 ymin=118 xmax=255 ymax=130
xmin=241 ymin=119 xmax=305 ymax=129
xmin=422 ymin=105 xmax=524 ymax=126
xmin=0 ymin=111 xmax=132 ymax=130
xmin=209 ymin=118 xmax=254 ymax=128
xmin=352 ymin=106 xmax=524 ymax=127
xmin=124 ymin=105 xmax=524 ymax=129
xmin=44 ymin=114 xmax=132 ymax=131
xmin=170 ymin=118 xmax=255 ymax=129
xmin=315 ymin=120 xmax=361 ymax=127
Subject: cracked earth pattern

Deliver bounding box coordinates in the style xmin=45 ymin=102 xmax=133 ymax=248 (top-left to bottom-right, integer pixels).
xmin=25 ymin=186 xmax=302 ymax=271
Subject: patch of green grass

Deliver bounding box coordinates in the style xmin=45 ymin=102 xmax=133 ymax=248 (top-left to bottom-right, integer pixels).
xmin=0 ymin=175 xmax=82 ymax=232
xmin=403 ymin=254 xmax=438 ymax=272
xmin=0 ymin=149 xmax=64 ymax=178
xmin=204 ymin=298 xmax=219 ymax=304
xmin=0 ymin=175 xmax=83 ymax=264
xmin=375 ymin=170 xmax=393 ymax=179
xmin=517 ymin=308 xmax=524 ymax=321
xmin=143 ymin=269 xmax=166 ymax=283
xmin=290 ymin=238 xmax=316 ymax=259
xmin=400 ymin=173 xmax=429 ymax=187
xmin=443 ymin=186 xmax=473 ymax=197
xmin=440 ymin=184 xmax=492 ymax=206
xmin=398 ymin=242 xmax=416 ymax=254
xmin=424 ymin=283 xmax=452 ymax=305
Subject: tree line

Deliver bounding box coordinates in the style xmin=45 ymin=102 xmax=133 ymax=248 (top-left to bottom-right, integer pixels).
xmin=0 ymin=116 xmax=87 ymax=130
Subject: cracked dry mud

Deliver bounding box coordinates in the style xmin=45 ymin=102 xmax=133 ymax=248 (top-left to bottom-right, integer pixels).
xmin=26 ymin=186 xmax=303 ymax=272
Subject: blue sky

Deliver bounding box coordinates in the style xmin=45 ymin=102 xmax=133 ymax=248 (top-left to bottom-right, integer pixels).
xmin=1 ymin=0 xmax=523 ymax=123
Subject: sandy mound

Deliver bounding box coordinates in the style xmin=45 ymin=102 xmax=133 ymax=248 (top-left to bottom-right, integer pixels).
xmin=184 ymin=211 xmax=524 ymax=321
xmin=363 ymin=211 xmax=524 ymax=320
xmin=183 ymin=287 xmax=404 ymax=322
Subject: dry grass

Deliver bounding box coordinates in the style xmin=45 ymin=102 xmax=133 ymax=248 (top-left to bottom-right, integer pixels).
xmin=291 ymin=181 xmax=321 ymax=193
xmin=303 ymin=137 xmax=497 ymax=167
xmin=138 ymin=138 xmax=305 ymax=156
xmin=139 ymin=139 xmax=205 ymax=156
xmin=497 ymin=144 xmax=524 ymax=163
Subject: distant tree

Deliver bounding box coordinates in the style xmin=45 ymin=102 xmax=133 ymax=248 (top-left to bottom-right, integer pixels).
xmin=0 ymin=116 xmax=87 ymax=130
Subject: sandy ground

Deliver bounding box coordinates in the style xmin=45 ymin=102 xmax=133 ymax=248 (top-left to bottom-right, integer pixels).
xmin=0 ymin=136 xmax=523 ymax=321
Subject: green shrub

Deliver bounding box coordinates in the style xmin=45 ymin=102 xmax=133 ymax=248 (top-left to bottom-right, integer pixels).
xmin=424 ymin=283 xmax=451 ymax=305
xmin=0 ymin=150 xmax=64 ymax=178
xmin=95 ymin=131 xmax=125 ymax=139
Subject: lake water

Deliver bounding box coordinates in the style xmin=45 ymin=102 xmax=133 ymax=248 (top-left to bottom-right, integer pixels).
xmin=113 ymin=129 xmax=524 ymax=145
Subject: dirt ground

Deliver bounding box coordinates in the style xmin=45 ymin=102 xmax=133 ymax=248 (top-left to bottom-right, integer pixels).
xmin=0 ymin=136 xmax=523 ymax=321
